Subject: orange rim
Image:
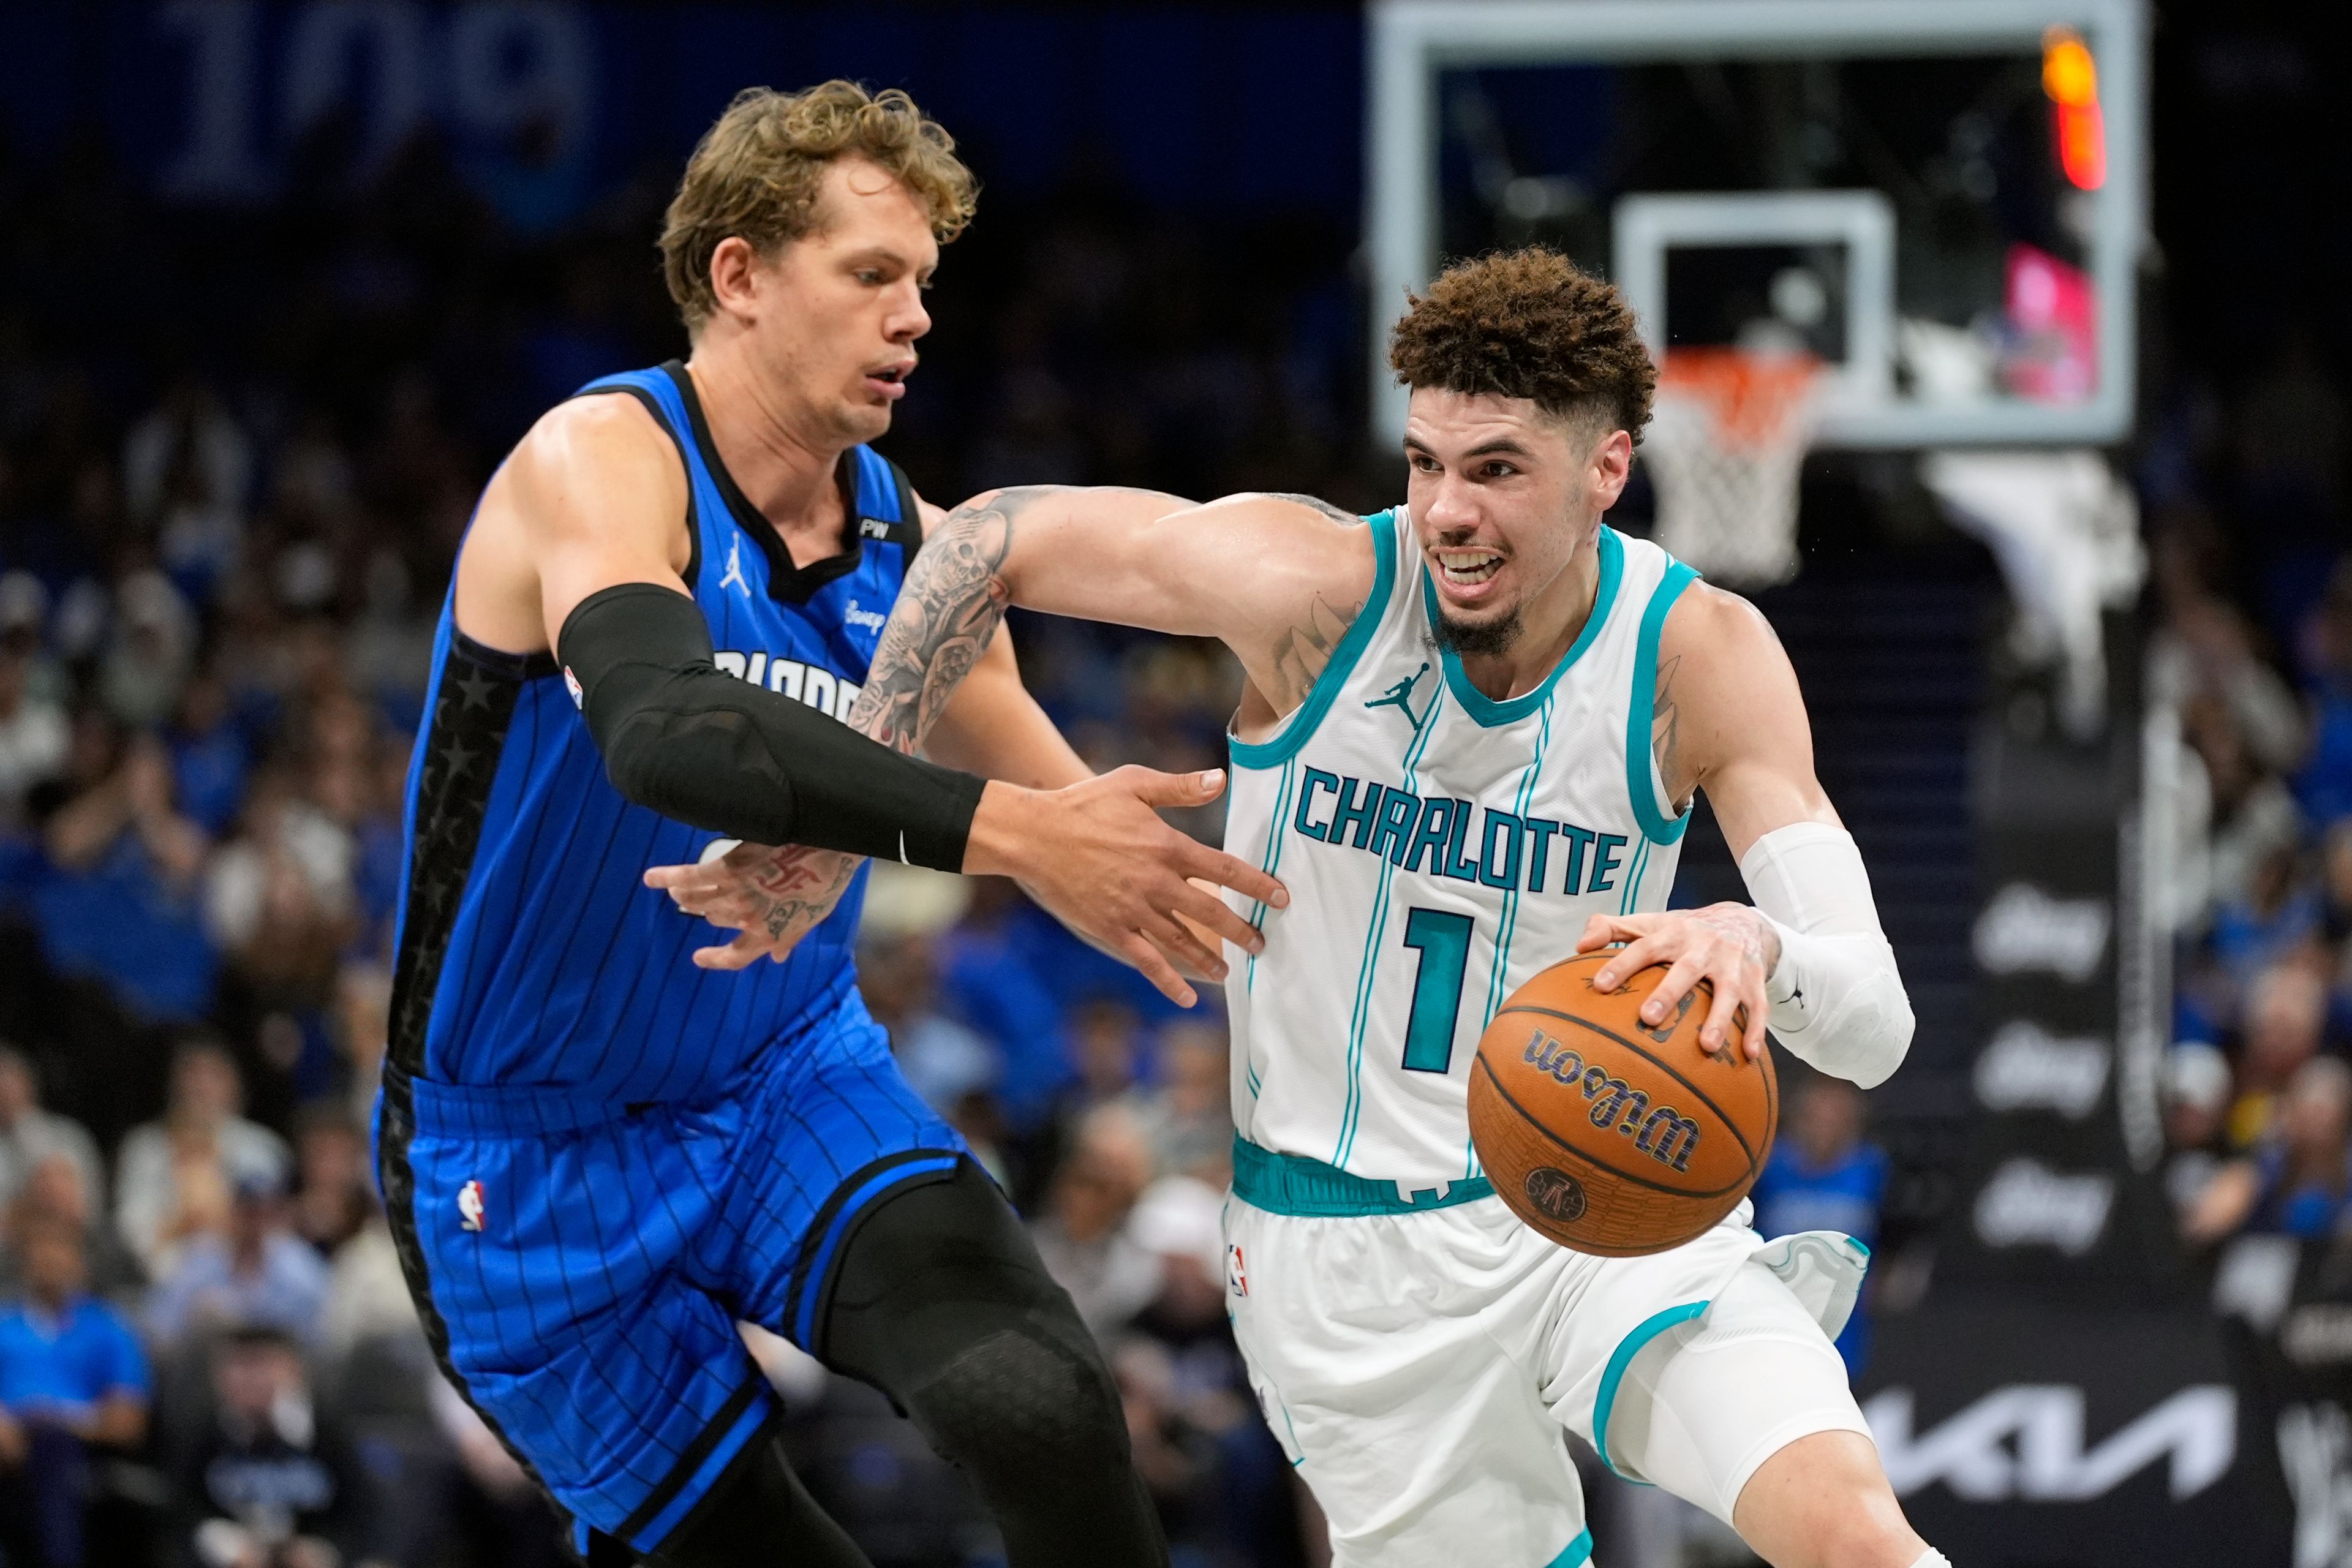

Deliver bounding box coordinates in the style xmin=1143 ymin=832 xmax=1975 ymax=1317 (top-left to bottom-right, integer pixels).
xmin=1656 ymin=347 xmax=1820 ymax=447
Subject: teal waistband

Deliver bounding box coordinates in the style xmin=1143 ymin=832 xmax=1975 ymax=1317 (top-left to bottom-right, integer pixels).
xmin=1231 ymin=1136 xmax=1496 ymax=1218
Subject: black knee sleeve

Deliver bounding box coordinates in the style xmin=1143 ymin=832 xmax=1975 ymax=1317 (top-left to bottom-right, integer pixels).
xmin=636 ymin=1429 xmax=870 ymax=1568
xmin=818 ymin=1158 xmax=1168 ymax=1568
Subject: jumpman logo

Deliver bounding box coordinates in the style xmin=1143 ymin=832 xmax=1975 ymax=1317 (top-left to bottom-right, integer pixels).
xmin=1364 ymin=662 xmax=1432 ymax=731
xmin=719 ymin=535 xmax=750 ymax=597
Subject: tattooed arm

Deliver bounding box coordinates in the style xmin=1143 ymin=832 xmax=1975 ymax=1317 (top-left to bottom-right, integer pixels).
xmin=649 ymin=484 xmax=1370 ymax=976
xmin=654 ymin=484 xmax=1308 ymax=992
xmin=919 ymin=626 xmax=1091 ymax=789
xmin=641 ymin=491 xmax=1167 ymax=970
xmin=647 ymin=494 xmax=1138 ymax=967
xmin=856 ymin=485 xmax=1379 ymax=733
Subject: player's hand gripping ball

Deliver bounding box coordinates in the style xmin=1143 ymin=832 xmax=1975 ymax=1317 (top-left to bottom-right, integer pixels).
xmin=1468 ymin=952 xmax=1776 ymax=1256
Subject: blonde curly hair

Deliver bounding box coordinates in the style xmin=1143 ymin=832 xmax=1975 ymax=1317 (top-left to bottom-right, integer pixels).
xmin=659 ymin=81 xmax=979 ymax=333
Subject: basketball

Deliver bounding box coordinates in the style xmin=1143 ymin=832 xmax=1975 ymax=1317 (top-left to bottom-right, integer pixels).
xmin=1468 ymin=952 xmax=1777 ymax=1257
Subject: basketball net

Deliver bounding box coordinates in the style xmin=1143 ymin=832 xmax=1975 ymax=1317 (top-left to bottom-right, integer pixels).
xmin=1642 ymin=348 xmax=1822 ymax=588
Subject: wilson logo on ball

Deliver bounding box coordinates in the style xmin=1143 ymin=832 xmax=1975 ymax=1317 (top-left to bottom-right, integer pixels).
xmin=1473 ymin=955 xmax=1774 ymax=1258
xmin=1523 ymin=1031 xmax=1703 ymax=1173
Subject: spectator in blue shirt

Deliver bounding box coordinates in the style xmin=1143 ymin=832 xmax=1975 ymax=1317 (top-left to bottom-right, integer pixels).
xmin=2186 ymin=1055 xmax=2352 ymax=1245
xmin=1749 ymin=1076 xmax=1890 ymax=1373
xmin=0 ymin=1212 xmax=152 ymax=1568
xmin=165 ymin=667 xmax=250 ymax=839
xmin=33 ymin=728 xmax=216 ymax=1025
xmin=935 ymin=878 xmax=1072 ymax=1131
xmin=145 ymin=1167 xmax=328 ymax=1352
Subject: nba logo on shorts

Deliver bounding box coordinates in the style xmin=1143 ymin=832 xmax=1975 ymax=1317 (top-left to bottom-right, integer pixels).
xmin=458 ymin=1180 xmax=487 ymax=1233
xmin=1227 ymin=1243 xmax=1249 ymax=1298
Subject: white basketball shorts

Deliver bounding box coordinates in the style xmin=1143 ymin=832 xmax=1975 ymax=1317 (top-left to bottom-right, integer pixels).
xmin=1223 ymin=1194 xmax=1872 ymax=1568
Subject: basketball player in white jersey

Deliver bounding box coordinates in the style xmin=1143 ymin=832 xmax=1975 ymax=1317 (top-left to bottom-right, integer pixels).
xmin=652 ymin=249 xmax=1939 ymax=1568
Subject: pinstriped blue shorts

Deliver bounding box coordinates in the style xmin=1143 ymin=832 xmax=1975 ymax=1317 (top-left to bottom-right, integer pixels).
xmin=375 ymin=1003 xmax=963 ymax=1555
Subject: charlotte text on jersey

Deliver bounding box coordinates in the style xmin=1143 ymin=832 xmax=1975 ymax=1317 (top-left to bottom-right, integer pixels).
xmin=1290 ymin=767 xmax=1635 ymax=897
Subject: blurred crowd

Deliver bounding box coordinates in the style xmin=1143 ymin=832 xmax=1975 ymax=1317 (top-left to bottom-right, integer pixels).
xmin=2143 ymin=350 xmax=2352 ymax=1253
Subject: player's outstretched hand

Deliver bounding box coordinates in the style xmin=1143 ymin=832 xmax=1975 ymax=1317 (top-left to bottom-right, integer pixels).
xmin=1576 ymin=904 xmax=1779 ymax=1063
xmin=643 ymin=840 xmax=863 ymax=971
xmin=967 ymin=766 xmax=1287 ymax=1007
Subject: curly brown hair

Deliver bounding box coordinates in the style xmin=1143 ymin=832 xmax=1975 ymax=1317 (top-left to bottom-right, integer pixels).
xmin=660 ymin=81 xmax=979 ymax=334
xmin=1387 ymin=248 xmax=1656 ymax=443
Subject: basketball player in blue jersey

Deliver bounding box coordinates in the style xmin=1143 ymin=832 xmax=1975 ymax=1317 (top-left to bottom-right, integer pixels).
xmin=380 ymin=83 xmax=1281 ymax=1568
xmin=662 ymin=250 xmax=1947 ymax=1568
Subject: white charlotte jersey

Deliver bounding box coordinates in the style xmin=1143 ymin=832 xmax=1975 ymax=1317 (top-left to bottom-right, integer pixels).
xmin=1224 ymin=508 xmax=1699 ymax=1186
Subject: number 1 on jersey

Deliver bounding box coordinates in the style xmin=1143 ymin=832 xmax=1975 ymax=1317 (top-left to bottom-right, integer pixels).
xmin=1399 ymin=907 xmax=1476 ymax=1073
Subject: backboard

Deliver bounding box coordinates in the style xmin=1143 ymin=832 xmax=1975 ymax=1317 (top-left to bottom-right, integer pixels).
xmin=1366 ymin=0 xmax=2150 ymax=450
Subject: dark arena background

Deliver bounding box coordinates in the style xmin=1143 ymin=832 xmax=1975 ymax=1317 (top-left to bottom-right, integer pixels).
xmin=0 ymin=4 xmax=2347 ymax=1566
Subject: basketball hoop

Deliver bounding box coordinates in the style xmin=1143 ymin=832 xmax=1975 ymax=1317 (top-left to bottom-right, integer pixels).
xmin=1641 ymin=348 xmax=1822 ymax=588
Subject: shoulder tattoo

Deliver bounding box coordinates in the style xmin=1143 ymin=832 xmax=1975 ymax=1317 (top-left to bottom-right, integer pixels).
xmin=1260 ymin=492 xmax=1362 ymax=527
xmin=1267 ymin=592 xmax=1365 ymax=711
xmin=1257 ymin=494 xmax=1373 ymax=708
xmin=1651 ymin=650 xmax=1685 ymax=794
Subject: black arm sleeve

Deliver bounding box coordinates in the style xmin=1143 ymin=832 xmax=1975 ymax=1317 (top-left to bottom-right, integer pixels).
xmin=557 ymin=582 xmax=986 ymax=870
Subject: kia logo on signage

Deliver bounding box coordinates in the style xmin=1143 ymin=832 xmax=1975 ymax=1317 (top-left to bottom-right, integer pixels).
xmin=1972 ymin=1159 xmax=2114 ymax=1255
xmin=2280 ymin=1402 xmax=2352 ymax=1566
xmin=1973 ymin=1021 xmax=2111 ymax=1118
xmin=1972 ymin=884 xmax=2111 ymax=982
xmin=1866 ymin=1385 xmax=2236 ymax=1502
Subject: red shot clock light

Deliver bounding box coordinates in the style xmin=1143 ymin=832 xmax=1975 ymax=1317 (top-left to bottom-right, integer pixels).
xmin=2042 ymin=27 xmax=2106 ymax=190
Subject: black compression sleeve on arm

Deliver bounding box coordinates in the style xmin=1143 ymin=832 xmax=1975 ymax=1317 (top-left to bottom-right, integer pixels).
xmin=556 ymin=582 xmax=986 ymax=870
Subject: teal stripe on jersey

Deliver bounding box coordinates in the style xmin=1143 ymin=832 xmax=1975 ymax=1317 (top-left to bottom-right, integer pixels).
xmin=1469 ymin=693 xmax=1558 ymax=1180
xmin=1627 ymin=559 xmax=1701 ymax=845
xmin=1482 ymin=693 xmax=1557 ymax=1025
xmin=1333 ymin=677 xmax=1447 ymax=1170
xmin=1229 ymin=511 xmax=1397 ymax=771
xmin=1430 ymin=526 xmax=1625 ymax=729
xmin=1547 ymin=1528 xmax=1596 ymax=1568
xmin=1594 ymin=1300 xmax=1711 ymax=1479
xmin=1246 ymin=758 xmax=1298 ymax=994
xmin=1619 ymin=836 xmax=1649 ymax=916
xmin=1236 ymin=763 xmax=1297 ymax=1130
xmin=1234 ymin=1135 xmax=1494 ymax=1216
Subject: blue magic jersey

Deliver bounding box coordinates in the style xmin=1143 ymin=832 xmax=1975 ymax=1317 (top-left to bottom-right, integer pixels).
xmin=387 ymin=360 xmax=922 ymax=1102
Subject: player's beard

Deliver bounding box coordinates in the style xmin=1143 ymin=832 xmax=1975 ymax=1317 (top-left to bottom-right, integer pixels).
xmin=1432 ymin=603 xmax=1523 ymax=658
